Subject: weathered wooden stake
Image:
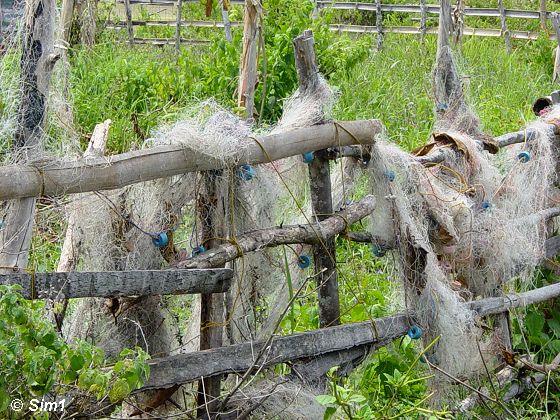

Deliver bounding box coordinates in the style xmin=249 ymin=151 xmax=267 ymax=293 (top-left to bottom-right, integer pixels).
xmin=552 ymin=13 xmax=560 ymax=83
xmin=420 ymin=0 xmax=427 ymax=42
xmin=293 ymin=30 xmax=340 ymax=328
xmin=60 ymin=0 xmax=75 ymax=44
xmin=437 ymin=0 xmax=452 ymax=54
xmin=220 ymin=0 xmax=232 ymax=42
xmin=238 ymin=0 xmax=262 ymax=118
xmin=452 ymin=0 xmax=465 ymax=45
xmin=0 ymin=0 xmax=57 ymax=274
xmin=124 ymin=0 xmax=134 ymax=45
xmin=498 ymin=0 xmax=512 ymax=53
xmin=197 ymin=170 xmax=228 ymax=417
xmin=375 ymin=0 xmax=383 ymax=51
xmin=175 ymin=0 xmax=183 ymax=56
xmin=540 ymin=0 xmax=547 ymax=31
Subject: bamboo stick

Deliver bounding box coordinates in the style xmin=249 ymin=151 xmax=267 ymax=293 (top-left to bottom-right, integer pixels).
xmin=0 ymin=119 xmax=381 ymax=201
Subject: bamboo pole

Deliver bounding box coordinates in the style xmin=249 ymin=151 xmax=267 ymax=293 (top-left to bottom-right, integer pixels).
xmin=0 ymin=119 xmax=382 ymax=201
xmin=293 ymin=30 xmax=340 ymax=329
xmin=237 ymin=0 xmax=262 ymax=118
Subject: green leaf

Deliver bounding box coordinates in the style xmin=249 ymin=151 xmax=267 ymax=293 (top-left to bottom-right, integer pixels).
xmin=324 ymin=406 xmax=337 ymax=420
xmin=316 ymin=394 xmax=336 ymax=405
xmin=109 ymin=378 xmax=131 ymax=403
xmin=0 ymin=387 xmax=9 ymax=412
xmin=525 ymin=312 xmax=545 ymax=336
xmin=70 ymin=354 xmax=86 ymax=372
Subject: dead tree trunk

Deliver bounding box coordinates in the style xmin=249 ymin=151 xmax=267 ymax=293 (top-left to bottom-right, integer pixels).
xmin=293 ymin=30 xmax=340 ymax=328
xmin=0 ymin=0 xmax=57 ymax=274
xmin=238 ymin=0 xmax=262 ymax=119
xmin=196 ymin=170 xmax=228 ymax=417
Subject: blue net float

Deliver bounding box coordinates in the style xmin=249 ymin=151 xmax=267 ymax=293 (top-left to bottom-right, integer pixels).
xmin=151 ymin=232 xmax=169 ymax=248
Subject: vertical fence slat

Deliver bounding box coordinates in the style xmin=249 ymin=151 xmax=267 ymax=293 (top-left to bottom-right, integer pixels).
xmin=420 ymin=0 xmax=427 ymax=42
xmin=552 ymin=13 xmax=560 ymax=83
xmin=437 ymin=0 xmax=452 ymax=54
xmin=498 ymin=0 xmax=512 ymax=53
xmin=196 ymin=170 xmax=227 ymax=417
xmin=375 ymin=0 xmax=383 ymax=51
xmin=540 ymin=0 xmax=547 ymax=31
xmin=293 ymin=30 xmax=341 ymax=329
xmin=452 ymin=0 xmax=464 ymax=45
xmin=238 ymin=0 xmax=262 ymax=118
xmin=220 ymin=0 xmax=233 ymax=42
xmin=123 ymin=0 xmax=134 ymax=45
xmin=175 ymin=0 xmax=183 ymax=55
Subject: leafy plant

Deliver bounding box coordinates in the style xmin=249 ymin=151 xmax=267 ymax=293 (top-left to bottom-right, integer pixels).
xmin=0 ymin=285 xmax=150 ymax=418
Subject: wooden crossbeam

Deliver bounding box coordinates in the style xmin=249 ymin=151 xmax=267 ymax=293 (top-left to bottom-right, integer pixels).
xmin=141 ymin=280 xmax=560 ymax=390
xmin=141 ymin=314 xmax=410 ymax=390
xmin=317 ymin=2 xmax=549 ymax=20
xmin=0 ymin=269 xmax=233 ymax=299
xmin=107 ymin=20 xmax=243 ymax=28
xmin=0 ymin=119 xmax=382 ymax=201
xmin=329 ymin=24 xmax=549 ymax=41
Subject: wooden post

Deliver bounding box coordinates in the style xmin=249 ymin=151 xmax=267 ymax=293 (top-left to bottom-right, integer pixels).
xmin=175 ymin=0 xmax=183 ymax=56
xmin=420 ymin=0 xmax=427 ymax=43
xmin=375 ymin=0 xmax=383 ymax=51
xmin=0 ymin=0 xmax=57 ymax=274
xmin=238 ymin=0 xmax=262 ymax=118
xmin=196 ymin=170 xmax=228 ymax=417
xmin=452 ymin=0 xmax=464 ymax=45
xmin=220 ymin=0 xmax=232 ymax=42
xmin=552 ymin=13 xmax=560 ymax=83
xmin=293 ymin=30 xmax=340 ymax=329
xmin=540 ymin=0 xmax=547 ymax=31
xmin=498 ymin=0 xmax=512 ymax=53
xmin=124 ymin=0 xmax=134 ymax=45
xmin=437 ymin=0 xmax=452 ymax=55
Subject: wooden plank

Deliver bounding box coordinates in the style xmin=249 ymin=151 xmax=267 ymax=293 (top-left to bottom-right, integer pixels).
xmin=131 ymin=37 xmax=211 ymax=45
xmin=329 ymin=24 xmax=546 ymax=40
xmin=178 ymin=195 xmax=376 ymax=269
xmin=0 ymin=269 xmax=234 ymax=299
xmin=106 ymin=20 xmax=242 ymax=28
xmin=316 ymin=2 xmax=544 ymax=19
xmin=0 ymin=119 xmax=382 ymax=201
xmin=141 ymin=314 xmax=411 ymax=390
xmin=141 ymin=280 xmax=560 ymax=390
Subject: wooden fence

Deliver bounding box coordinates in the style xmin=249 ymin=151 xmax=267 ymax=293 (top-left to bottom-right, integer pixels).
xmin=4 ymin=0 xmax=560 ymax=415
xmin=102 ymin=0 xmax=560 ymax=49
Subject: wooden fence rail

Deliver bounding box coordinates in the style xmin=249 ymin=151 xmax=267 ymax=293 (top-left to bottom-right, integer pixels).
xmin=141 ymin=282 xmax=560 ymax=390
xmin=0 ymin=120 xmax=381 ymax=200
xmin=0 ymin=269 xmax=233 ymax=299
